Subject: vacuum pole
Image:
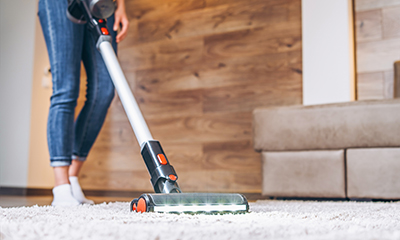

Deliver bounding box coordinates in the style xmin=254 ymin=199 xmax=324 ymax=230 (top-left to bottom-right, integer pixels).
xmin=98 ymin=41 xmax=153 ymax=147
xmin=99 ymin=39 xmax=181 ymax=194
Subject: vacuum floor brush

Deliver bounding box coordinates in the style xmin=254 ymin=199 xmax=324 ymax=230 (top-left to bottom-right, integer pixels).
xmin=67 ymin=0 xmax=249 ymax=214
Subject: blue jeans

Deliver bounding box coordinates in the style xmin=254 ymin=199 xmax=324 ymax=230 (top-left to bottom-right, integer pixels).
xmin=38 ymin=0 xmax=117 ymax=167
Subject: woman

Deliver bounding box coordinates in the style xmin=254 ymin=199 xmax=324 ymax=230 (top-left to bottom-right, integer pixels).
xmin=38 ymin=0 xmax=129 ymax=206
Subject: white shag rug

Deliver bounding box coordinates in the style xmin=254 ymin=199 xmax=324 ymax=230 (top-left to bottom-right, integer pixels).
xmin=1 ymin=200 xmax=400 ymax=240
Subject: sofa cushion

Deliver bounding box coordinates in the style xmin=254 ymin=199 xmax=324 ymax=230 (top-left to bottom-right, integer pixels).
xmin=262 ymin=150 xmax=346 ymax=198
xmin=254 ymin=99 xmax=400 ymax=151
xmin=347 ymin=148 xmax=400 ymax=199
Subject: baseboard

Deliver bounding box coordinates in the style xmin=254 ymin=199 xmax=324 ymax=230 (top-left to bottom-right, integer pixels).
xmin=0 ymin=187 xmax=52 ymax=196
xmin=0 ymin=187 xmax=143 ymax=198
xmin=0 ymin=187 xmax=267 ymax=201
xmin=0 ymin=187 xmax=27 ymax=196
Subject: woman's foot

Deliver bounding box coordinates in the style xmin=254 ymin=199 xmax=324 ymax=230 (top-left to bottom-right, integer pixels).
xmin=69 ymin=176 xmax=94 ymax=204
xmin=51 ymin=184 xmax=80 ymax=206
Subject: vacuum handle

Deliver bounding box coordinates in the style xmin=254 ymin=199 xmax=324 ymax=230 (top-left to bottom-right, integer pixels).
xmin=98 ymin=41 xmax=153 ymax=146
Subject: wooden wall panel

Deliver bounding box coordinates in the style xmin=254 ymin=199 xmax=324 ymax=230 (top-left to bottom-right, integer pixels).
xmin=135 ymin=1 xmax=297 ymax=43
xmin=147 ymin=112 xmax=253 ymax=143
xmin=355 ymin=9 xmax=382 ymax=42
xmin=203 ymin=78 xmax=301 ymax=113
xmin=384 ymin=70 xmax=395 ymax=99
xmin=355 ymin=0 xmax=400 ymax=11
xmin=135 ymin=51 xmax=301 ymax=92
xmin=119 ymin=37 xmax=205 ymax=71
xmin=357 ymin=39 xmax=400 ymax=73
xmin=382 ymin=6 xmax=400 ymax=38
xmin=79 ymin=0 xmax=302 ymax=193
xmin=357 ymin=72 xmax=384 ymax=100
xmin=355 ymin=1 xmax=400 ymax=100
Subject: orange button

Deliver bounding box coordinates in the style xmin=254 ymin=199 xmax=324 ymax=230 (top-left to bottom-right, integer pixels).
xmin=99 ymin=19 xmax=104 ymax=23
xmin=169 ymin=175 xmax=177 ymax=181
xmin=101 ymin=27 xmax=109 ymax=35
xmin=157 ymin=154 xmax=167 ymax=165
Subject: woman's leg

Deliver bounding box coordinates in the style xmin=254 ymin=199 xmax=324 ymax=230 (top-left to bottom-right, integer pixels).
xmin=73 ymin=16 xmax=117 ymax=160
xmin=38 ymin=0 xmax=84 ymax=206
xmin=69 ymin=159 xmax=84 ymax=177
xmin=54 ymin=166 xmax=70 ymax=186
xmin=68 ymin=16 xmax=118 ymax=203
xmin=68 ymin=159 xmax=91 ymax=203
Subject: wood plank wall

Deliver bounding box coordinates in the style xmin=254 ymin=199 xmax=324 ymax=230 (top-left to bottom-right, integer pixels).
xmin=355 ymin=0 xmax=400 ymax=100
xmin=78 ymin=0 xmax=302 ymax=193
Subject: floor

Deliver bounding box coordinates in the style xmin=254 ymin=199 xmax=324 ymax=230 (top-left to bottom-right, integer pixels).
xmin=1 ymin=198 xmax=399 ymax=240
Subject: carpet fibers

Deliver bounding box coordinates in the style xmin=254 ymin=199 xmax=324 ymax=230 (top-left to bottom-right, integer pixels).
xmin=1 ymin=200 xmax=399 ymax=240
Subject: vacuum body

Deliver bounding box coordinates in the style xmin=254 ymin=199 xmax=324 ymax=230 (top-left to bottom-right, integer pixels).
xmin=67 ymin=0 xmax=116 ymax=24
xmin=67 ymin=0 xmax=249 ymax=214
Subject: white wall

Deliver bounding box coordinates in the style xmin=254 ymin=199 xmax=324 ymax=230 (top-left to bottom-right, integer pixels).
xmin=27 ymin=13 xmax=54 ymax=189
xmin=0 ymin=0 xmax=37 ymax=187
xmin=302 ymin=0 xmax=356 ymax=105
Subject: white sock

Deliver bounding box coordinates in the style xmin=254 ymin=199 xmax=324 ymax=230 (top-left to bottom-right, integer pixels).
xmin=51 ymin=184 xmax=80 ymax=207
xmin=69 ymin=176 xmax=94 ymax=204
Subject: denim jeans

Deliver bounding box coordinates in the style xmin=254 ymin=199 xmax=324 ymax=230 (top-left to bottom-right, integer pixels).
xmin=38 ymin=0 xmax=117 ymax=167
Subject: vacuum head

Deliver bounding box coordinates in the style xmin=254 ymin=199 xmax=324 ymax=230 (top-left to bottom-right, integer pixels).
xmin=131 ymin=193 xmax=249 ymax=214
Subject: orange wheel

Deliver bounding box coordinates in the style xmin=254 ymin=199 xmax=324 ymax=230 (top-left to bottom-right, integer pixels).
xmin=136 ymin=198 xmax=147 ymax=213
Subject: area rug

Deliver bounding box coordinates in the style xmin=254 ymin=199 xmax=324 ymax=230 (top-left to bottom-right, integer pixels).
xmin=1 ymin=200 xmax=399 ymax=240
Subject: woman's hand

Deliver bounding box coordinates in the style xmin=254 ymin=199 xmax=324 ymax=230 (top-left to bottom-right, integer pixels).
xmin=113 ymin=0 xmax=129 ymax=43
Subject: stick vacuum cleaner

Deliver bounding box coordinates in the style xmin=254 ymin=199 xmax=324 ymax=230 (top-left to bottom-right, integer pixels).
xmin=67 ymin=0 xmax=249 ymax=214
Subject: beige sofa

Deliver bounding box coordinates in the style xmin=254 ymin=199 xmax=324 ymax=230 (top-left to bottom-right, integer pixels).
xmin=253 ymin=99 xmax=400 ymax=199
